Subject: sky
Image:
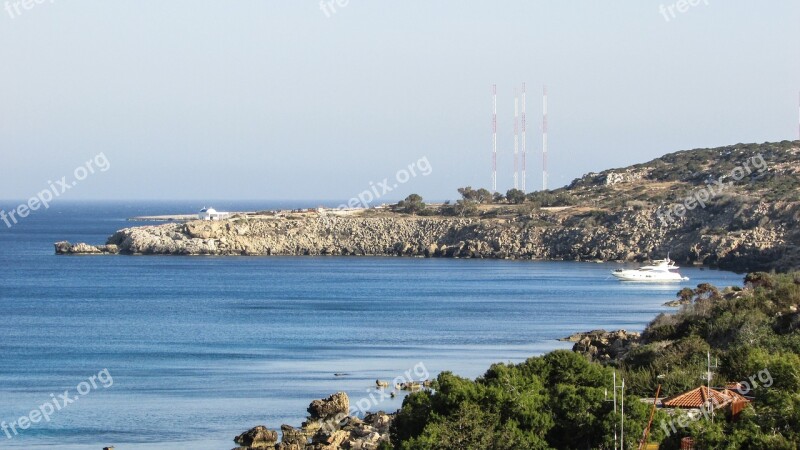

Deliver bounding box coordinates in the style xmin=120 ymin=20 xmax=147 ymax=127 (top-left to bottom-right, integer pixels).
xmin=1 ymin=1 xmax=799 ymax=202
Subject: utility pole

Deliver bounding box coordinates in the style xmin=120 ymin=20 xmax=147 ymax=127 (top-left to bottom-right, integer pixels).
xmin=613 ymin=371 xmax=618 ymax=450
xmin=621 ymin=378 xmax=625 ymax=449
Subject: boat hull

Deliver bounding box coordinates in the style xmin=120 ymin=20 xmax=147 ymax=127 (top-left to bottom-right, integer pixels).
xmin=611 ymin=271 xmax=686 ymax=282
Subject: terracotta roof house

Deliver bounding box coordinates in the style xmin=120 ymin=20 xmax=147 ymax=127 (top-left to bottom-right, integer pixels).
xmin=662 ymin=386 xmax=729 ymax=409
xmin=662 ymin=386 xmax=750 ymax=417
xmin=720 ymin=389 xmax=751 ymax=416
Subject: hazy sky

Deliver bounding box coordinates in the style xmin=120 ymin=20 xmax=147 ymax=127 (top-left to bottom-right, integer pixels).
xmin=1 ymin=1 xmax=798 ymax=202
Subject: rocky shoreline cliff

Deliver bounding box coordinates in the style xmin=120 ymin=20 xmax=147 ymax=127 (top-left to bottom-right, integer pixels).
xmin=55 ymin=141 xmax=800 ymax=273
xmin=54 ymin=202 xmax=794 ymax=272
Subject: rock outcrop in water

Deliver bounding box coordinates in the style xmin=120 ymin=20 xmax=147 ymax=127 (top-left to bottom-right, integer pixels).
xmin=234 ymin=392 xmax=394 ymax=450
xmin=307 ymin=392 xmax=350 ymax=420
xmin=234 ymin=426 xmax=279 ymax=449
xmin=54 ymin=241 xmax=119 ymax=255
xmin=560 ymin=329 xmax=641 ymax=362
xmin=56 ymin=141 xmax=800 ymax=273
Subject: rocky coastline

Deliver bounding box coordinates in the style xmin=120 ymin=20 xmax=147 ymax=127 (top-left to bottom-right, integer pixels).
xmin=228 ymin=329 xmax=640 ymax=450
xmin=54 ymin=201 xmax=794 ymax=273
xmin=54 ymin=142 xmax=800 ymax=273
xmin=232 ymin=392 xmax=396 ymax=450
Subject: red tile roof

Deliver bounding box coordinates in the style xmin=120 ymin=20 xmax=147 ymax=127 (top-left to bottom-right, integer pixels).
xmin=662 ymin=386 xmax=745 ymax=409
xmin=720 ymin=389 xmax=750 ymax=403
xmin=725 ymin=382 xmax=745 ymax=391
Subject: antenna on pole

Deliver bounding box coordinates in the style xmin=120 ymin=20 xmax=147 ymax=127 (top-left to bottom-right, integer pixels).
xmin=521 ymin=82 xmax=527 ymax=192
xmin=707 ymin=351 xmax=719 ymax=423
xmin=542 ymin=85 xmax=548 ymax=191
xmin=514 ymin=89 xmax=519 ymax=190
xmin=621 ymin=378 xmax=625 ymax=450
xmin=492 ymin=84 xmax=497 ymax=193
xmin=613 ymin=371 xmax=618 ymax=450
xmin=708 ymin=351 xmax=712 ymax=422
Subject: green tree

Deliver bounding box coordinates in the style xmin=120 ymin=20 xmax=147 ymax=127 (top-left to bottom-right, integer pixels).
xmin=475 ymin=188 xmax=493 ymax=204
xmin=506 ymin=189 xmax=526 ymax=204
xmin=392 ymin=351 xmax=645 ymax=450
xmin=400 ymin=403 xmax=497 ymax=450
xmin=392 ymin=272 xmax=800 ymax=449
xmin=453 ymin=199 xmax=479 ymax=217
xmin=457 ymin=186 xmax=476 ymax=201
xmin=395 ymin=194 xmax=426 ymax=215
xmin=456 ymin=187 xmax=492 ymax=204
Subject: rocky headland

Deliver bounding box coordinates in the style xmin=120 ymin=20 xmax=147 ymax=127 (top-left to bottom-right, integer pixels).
xmin=56 ymin=141 xmax=800 ymax=273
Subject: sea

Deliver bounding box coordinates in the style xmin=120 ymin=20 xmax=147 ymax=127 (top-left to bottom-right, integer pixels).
xmin=0 ymin=201 xmax=743 ymax=449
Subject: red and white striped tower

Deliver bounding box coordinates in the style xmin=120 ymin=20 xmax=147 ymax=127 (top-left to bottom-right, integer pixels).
xmin=521 ymin=82 xmax=527 ymax=192
xmin=542 ymin=85 xmax=549 ymax=191
xmin=492 ymin=84 xmax=497 ymax=192
xmin=514 ymin=89 xmax=519 ymax=190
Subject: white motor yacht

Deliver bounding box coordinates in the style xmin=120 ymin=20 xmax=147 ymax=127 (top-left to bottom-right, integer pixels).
xmin=611 ymin=257 xmax=689 ymax=282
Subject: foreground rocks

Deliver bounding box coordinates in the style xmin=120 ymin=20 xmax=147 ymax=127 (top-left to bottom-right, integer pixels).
xmin=234 ymin=392 xmax=393 ymax=450
xmin=560 ymin=329 xmax=641 ymax=362
xmin=234 ymin=426 xmax=279 ymax=449
xmin=307 ymin=392 xmax=350 ymax=420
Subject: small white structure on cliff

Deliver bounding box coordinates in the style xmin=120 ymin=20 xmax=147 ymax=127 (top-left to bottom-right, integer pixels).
xmin=198 ymin=207 xmax=229 ymax=221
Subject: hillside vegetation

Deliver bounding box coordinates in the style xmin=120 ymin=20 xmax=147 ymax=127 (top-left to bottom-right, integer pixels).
xmin=402 ymin=140 xmax=800 ymax=272
xmin=389 ymin=272 xmax=800 ymax=449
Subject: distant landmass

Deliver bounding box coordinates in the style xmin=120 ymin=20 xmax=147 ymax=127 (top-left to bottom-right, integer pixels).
xmin=56 ymin=140 xmax=800 ymax=273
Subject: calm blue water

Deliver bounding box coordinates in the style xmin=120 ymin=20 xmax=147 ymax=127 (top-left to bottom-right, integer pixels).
xmin=0 ymin=201 xmax=743 ymax=449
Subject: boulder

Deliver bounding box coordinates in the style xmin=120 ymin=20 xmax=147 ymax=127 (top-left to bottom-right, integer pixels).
xmin=275 ymin=444 xmax=302 ymax=450
xmin=307 ymin=392 xmax=350 ymax=420
xmin=54 ymin=241 xmax=72 ymax=254
xmin=425 ymin=243 xmax=439 ymax=257
xmin=99 ymin=244 xmax=120 ymax=254
xmin=363 ymin=411 xmax=391 ymax=430
xmin=280 ymin=424 xmax=308 ymax=446
xmin=565 ymin=329 xmax=641 ymax=362
xmin=234 ymin=425 xmax=278 ymax=449
xmin=71 ymin=243 xmax=101 ymax=253
xmin=317 ymin=429 xmax=349 ymax=450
